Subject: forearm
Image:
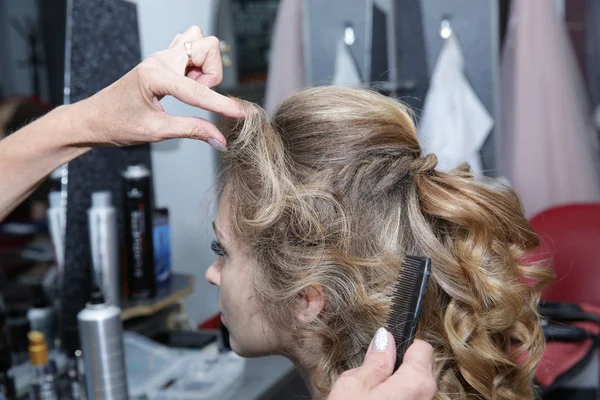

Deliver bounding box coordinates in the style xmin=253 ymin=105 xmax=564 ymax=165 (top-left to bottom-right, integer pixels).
xmin=0 ymin=102 xmax=92 ymax=221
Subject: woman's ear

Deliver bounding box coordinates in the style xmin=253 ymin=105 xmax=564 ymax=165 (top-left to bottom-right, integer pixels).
xmin=296 ymin=285 xmax=325 ymax=324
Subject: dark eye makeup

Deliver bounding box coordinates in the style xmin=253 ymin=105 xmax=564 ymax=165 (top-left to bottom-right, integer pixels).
xmin=211 ymin=240 xmax=226 ymax=257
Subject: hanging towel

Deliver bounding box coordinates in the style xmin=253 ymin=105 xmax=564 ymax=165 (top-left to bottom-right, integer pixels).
xmin=498 ymin=0 xmax=600 ymax=217
xmin=264 ymin=0 xmax=304 ymax=115
xmin=418 ymin=35 xmax=493 ymax=175
xmin=332 ymin=39 xmax=362 ymax=87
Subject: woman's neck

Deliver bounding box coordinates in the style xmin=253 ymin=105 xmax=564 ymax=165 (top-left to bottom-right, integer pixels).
xmin=283 ymin=333 xmax=325 ymax=399
xmin=294 ymin=362 xmax=322 ymax=400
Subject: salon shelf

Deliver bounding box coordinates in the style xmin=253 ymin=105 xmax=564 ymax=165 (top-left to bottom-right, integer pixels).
xmin=121 ymin=273 xmax=195 ymax=321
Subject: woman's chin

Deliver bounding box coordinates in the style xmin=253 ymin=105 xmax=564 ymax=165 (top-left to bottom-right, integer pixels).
xmin=229 ymin=338 xmax=273 ymax=358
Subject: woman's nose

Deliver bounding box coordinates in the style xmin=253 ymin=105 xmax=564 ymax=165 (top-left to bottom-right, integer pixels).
xmin=205 ymin=260 xmax=221 ymax=286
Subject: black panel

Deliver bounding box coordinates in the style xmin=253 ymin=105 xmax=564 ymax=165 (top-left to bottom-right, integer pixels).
xmin=370 ymin=4 xmax=389 ymax=83
xmin=587 ymin=0 xmax=600 ymax=108
xmin=37 ymin=0 xmax=67 ymax=107
xmin=61 ymin=0 xmax=152 ymax=337
xmin=393 ymin=0 xmax=430 ymax=114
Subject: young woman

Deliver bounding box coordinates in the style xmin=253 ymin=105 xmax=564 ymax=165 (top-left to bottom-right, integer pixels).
xmin=0 ymin=25 xmax=435 ymax=400
xmin=206 ymin=86 xmax=553 ymax=399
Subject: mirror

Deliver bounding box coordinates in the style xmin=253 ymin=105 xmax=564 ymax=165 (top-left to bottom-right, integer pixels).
xmin=218 ymin=0 xmax=281 ymax=103
xmin=0 ymin=0 xmax=67 ymax=358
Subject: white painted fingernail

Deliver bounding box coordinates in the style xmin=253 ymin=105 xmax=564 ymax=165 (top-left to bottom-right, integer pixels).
xmin=371 ymin=327 xmax=389 ymax=352
xmin=208 ymin=138 xmax=228 ymax=152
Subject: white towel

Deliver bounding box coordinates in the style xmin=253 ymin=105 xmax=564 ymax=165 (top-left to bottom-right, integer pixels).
xmin=418 ymin=35 xmax=493 ymax=175
xmin=332 ymin=39 xmax=362 ymax=87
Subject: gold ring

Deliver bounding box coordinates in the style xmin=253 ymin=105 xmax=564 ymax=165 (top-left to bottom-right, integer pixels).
xmin=184 ymin=42 xmax=193 ymax=67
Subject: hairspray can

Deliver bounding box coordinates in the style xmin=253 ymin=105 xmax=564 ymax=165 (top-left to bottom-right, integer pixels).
xmin=77 ymin=291 xmax=128 ymax=400
xmin=122 ymin=165 xmax=156 ymax=300
xmin=88 ymin=191 xmax=120 ymax=307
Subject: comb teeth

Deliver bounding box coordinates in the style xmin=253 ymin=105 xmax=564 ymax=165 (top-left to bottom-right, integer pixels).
xmin=386 ymin=255 xmax=431 ymax=371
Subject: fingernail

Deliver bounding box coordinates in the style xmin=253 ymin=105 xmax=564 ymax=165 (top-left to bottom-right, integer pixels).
xmin=371 ymin=327 xmax=389 ymax=352
xmin=208 ymin=138 xmax=228 ymax=153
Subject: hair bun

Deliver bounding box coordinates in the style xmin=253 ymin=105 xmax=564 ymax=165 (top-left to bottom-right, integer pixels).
xmin=412 ymin=153 xmax=438 ymax=176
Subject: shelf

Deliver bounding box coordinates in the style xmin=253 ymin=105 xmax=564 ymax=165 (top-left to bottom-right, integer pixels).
xmin=121 ymin=273 xmax=195 ymax=321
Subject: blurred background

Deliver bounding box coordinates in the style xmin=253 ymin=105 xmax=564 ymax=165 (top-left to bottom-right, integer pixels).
xmin=0 ymin=0 xmax=600 ymax=399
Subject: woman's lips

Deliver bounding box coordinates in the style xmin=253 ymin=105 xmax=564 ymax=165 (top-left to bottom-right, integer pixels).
xmin=220 ymin=312 xmax=227 ymax=325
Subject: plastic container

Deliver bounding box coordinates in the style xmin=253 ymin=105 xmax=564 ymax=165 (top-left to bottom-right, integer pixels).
xmin=123 ymin=332 xmax=176 ymax=399
xmin=146 ymin=351 xmax=245 ymax=400
xmin=124 ymin=332 xmax=245 ymax=400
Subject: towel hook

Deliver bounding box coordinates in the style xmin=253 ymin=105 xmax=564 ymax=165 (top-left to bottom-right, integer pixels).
xmin=343 ymin=22 xmax=356 ymax=46
xmin=440 ymin=17 xmax=452 ymax=39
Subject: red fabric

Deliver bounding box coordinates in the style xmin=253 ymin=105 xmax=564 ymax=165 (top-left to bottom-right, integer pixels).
xmin=535 ymin=303 xmax=600 ymax=388
xmin=197 ymin=313 xmax=221 ymax=330
xmin=529 ymin=204 xmax=600 ymax=304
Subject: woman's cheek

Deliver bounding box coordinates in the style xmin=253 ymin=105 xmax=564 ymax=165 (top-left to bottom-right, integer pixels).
xmin=220 ymin=269 xmax=234 ymax=315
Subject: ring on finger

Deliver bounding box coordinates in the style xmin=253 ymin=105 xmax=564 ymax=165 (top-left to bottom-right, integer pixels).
xmin=184 ymin=41 xmax=193 ymax=67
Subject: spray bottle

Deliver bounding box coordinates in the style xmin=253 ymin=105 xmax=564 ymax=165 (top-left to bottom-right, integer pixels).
xmin=78 ymin=290 xmax=128 ymax=399
xmin=88 ymin=192 xmax=120 ymax=307
xmin=27 ymin=331 xmax=58 ymax=400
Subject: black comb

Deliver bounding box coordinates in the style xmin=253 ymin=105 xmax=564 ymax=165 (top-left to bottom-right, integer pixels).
xmin=387 ymin=255 xmax=431 ymax=371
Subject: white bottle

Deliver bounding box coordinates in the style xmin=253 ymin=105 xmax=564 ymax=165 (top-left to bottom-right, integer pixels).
xmin=88 ymin=192 xmax=120 ymax=307
xmin=47 ymin=192 xmax=65 ymax=270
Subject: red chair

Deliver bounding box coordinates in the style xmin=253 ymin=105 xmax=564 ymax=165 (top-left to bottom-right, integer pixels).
xmin=529 ymin=203 xmax=600 ymax=304
xmin=530 ymin=204 xmax=600 ymax=398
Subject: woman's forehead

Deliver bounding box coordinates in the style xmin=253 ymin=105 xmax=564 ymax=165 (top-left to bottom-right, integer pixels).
xmin=215 ymin=197 xmax=239 ymax=243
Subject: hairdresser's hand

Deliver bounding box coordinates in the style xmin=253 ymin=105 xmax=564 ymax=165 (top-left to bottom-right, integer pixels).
xmin=75 ymin=25 xmax=243 ymax=150
xmin=329 ymin=328 xmax=436 ymax=400
xmin=0 ymin=25 xmax=243 ymax=221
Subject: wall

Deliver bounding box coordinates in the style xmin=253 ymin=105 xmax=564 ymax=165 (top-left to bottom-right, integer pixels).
xmin=136 ymin=0 xmax=221 ymax=324
xmin=304 ymin=0 xmax=430 ymax=112
xmin=302 ymin=0 xmax=497 ymax=171
xmin=304 ymin=0 xmax=370 ymax=85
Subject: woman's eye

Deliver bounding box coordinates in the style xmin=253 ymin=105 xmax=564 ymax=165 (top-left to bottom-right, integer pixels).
xmin=211 ymin=240 xmax=226 ymax=257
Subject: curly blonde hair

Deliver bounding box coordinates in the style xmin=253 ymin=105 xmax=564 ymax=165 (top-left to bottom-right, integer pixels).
xmin=217 ymin=86 xmax=553 ymax=399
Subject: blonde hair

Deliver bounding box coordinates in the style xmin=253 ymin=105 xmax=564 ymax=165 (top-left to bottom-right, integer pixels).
xmin=218 ymin=86 xmax=552 ymax=399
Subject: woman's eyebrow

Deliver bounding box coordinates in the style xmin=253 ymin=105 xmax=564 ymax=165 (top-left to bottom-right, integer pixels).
xmin=212 ymin=221 xmax=223 ymax=239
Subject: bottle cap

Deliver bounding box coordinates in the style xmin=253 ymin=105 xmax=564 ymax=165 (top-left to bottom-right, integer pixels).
xmin=91 ymin=191 xmax=112 ymax=208
xmin=28 ymin=331 xmax=48 ymax=366
xmin=89 ymin=288 xmax=105 ymax=306
xmin=122 ymin=164 xmax=150 ymax=179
